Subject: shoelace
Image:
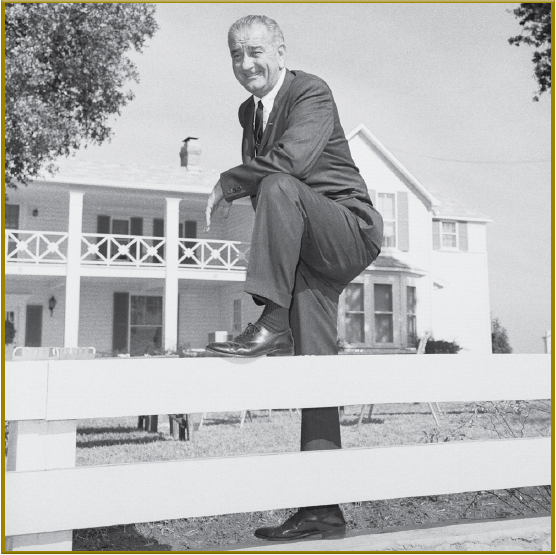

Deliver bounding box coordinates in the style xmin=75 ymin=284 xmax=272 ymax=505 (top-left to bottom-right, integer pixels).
xmin=235 ymin=322 xmax=260 ymax=340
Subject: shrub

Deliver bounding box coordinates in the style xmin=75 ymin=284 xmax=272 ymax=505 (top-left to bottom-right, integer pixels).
xmin=425 ymin=338 xmax=461 ymax=354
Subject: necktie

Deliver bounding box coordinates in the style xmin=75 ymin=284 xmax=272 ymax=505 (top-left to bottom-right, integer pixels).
xmin=254 ymin=100 xmax=264 ymax=155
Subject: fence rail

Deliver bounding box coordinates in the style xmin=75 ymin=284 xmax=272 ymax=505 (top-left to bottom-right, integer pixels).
xmin=81 ymin=233 xmax=166 ymax=266
xmin=6 ymin=230 xmax=250 ymax=272
xmin=5 ymin=353 xmax=551 ymax=551
xmin=178 ymin=238 xmax=250 ymax=270
xmin=5 ymin=229 xmax=68 ymax=264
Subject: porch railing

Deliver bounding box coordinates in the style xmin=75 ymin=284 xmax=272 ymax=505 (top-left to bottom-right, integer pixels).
xmin=5 ymin=230 xmax=69 ymax=264
xmin=81 ymin=233 xmax=166 ymax=267
xmin=6 ymin=230 xmax=251 ymax=272
xmin=178 ymin=238 xmax=250 ymax=270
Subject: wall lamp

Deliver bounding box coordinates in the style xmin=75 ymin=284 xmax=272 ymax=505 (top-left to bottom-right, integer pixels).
xmin=48 ymin=296 xmax=57 ymax=317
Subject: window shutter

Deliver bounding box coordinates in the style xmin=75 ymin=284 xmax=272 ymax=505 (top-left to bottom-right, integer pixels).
xmin=368 ymin=189 xmax=377 ymax=206
xmin=97 ymin=215 xmax=110 ymax=258
xmin=5 ymin=204 xmax=20 ymax=229
xmin=97 ymin=215 xmax=110 ymax=233
xmin=130 ymin=218 xmax=144 ymax=258
xmin=432 ymin=220 xmax=441 ymax=250
xmin=153 ymin=218 xmax=164 ymax=262
xmin=113 ymin=292 xmax=129 ymax=354
xmin=458 ymin=221 xmax=468 ymax=252
xmin=153 ymin=218 xmax=164 ymax=237
xmin=397 ymin=191 xmax=409 ymax=252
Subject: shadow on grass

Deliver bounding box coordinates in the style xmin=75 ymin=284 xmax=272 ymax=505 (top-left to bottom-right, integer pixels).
xmin=77 ymin=435 xmax=166 ymax=449
xmin=77 ymin=426 xmax=142 ymax=435
xmin=74 ymin=524 xmax=172 ymax=551
xmin=199 ymin=417 xmax=245 ymax=427
xmin=342 ymin=418 xmax=385 ymax=426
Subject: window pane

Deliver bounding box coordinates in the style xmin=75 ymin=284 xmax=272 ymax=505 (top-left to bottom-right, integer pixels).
xmin=442 ymin=234 xmax=457 ymax=248
xmin=407 ymin=315 xmax=417 ymax=344
xmin=130 ymin=296 xmax=146 ymax=325
xmin=374 ymin=284 xmax=393 ymax=312
xmin=130 ymin=326 xmax=162 ymax=356
xmin=383 ymin=222 xmax=396 ymax=248
xmin=145 ymin=297 xmax=163 ymax=325
xmin=442 ymin=221 xmax=456 ymax=234
xmin=346 ymin=313 xmax=365 ymax=343
xmin=407 ymin=286 xmax=416 ymax=314
xmin=345 ymin=284 xmax=364 ymax=312
xmin=378 ymin=193 xmax=395 ymax=219
xmin=131 ymin=296 xmax=162 ymax=326
xmin=375 ymin=314 xmax=393 ymax=343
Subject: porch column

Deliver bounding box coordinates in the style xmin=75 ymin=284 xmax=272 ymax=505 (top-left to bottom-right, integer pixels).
xmin=164 ymin=198 xmax=181 ymax=351
xmin=64 ymin=190 xmax=84 ymax=348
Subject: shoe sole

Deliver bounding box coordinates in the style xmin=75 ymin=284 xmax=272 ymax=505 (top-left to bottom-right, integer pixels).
xmin=254 ymin=529 xmax=346 ymax=541
xmin=205 ymin=347 xmax=294 ymax=358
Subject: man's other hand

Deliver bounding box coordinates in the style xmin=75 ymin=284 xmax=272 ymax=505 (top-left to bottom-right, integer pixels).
xmin=205 ymin=180 xmax=232 ymax=232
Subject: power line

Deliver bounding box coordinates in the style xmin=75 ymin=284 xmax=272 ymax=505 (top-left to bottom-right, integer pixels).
xmin=389 ymin=148 xmax=551 ymax=165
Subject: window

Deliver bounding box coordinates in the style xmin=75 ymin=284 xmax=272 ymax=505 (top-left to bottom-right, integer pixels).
xmin=441 ymin=221 xmax=457 ymax=249
xmin=129 ymin=296 xmax=163 ymax=356
xmin=374 ymin=284 xmax=393 ymax=343
xmin=407 ymin=286 xmax=417 ymax=346
xmin=345 ymin=284 xmax=365 ymax=343
xmin=377 ymin=193 xmax=396 ymax=248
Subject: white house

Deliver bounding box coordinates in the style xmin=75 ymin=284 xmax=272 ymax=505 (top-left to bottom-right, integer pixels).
xmin=4 ymin=126 xmax=493 ymax=357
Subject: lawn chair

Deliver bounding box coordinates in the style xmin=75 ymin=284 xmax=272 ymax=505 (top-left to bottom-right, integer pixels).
xmin=356 ymin=332 xmax=442 ymax=427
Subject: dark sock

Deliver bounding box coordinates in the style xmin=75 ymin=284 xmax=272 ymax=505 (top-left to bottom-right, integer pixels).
xmin=257 ymin=299 xmax=289 ymax=332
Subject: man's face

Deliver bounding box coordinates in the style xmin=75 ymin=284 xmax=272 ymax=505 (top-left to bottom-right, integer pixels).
xmin=229 ymin=23 xmax=285 ymax=98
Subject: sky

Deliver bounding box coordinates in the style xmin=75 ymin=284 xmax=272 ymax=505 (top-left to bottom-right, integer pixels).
xmin=67 ymin=2 xmax=552 ymax=353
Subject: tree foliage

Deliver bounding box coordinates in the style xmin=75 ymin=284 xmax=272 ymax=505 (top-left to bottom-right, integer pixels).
xmin=509 ymin=3 xmax=551 ymax=101
xmin=491 ymin=317 xmax=513 ymax=353
xmin=5 ymin=3 xmax=158 ymax=189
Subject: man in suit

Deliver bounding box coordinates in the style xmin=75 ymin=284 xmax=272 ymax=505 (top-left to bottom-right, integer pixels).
xmin=205 ymin=15 xmax=383 ymax=541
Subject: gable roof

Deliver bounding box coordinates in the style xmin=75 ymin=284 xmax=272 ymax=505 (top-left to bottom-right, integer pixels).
xmin=347 ymin=124 xmax=440 ymax=209
xmin=428 ymin=189 xmax=492 ymax=223
xmin=347 ymin=124 xmax=491 ymax=223
xmin=35 ymin=158 xmax=219 ymax=195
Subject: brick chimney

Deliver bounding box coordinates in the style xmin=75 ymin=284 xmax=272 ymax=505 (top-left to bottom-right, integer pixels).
xmin=180 ymin=137 xmax=202 ymax=172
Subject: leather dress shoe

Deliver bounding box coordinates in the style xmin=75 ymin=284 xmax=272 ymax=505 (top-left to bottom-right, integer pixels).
xmin=205 ymin=322 xmax=294 ymax=357
xmin=254 ymin=506 xmax=346 ymax=541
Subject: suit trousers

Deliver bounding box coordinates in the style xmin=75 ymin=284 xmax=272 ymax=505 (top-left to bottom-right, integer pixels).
xmin=245 ymin=173 xmax=373 ymax=451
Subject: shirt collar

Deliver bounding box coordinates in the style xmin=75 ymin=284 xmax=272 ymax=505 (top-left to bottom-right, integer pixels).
xmin=253 ymin=67 xmax=287 ymax=110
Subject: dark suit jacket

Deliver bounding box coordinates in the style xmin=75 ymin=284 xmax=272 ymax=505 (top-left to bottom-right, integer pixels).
xmin=220 ymin=69 xmax=383 ymax=259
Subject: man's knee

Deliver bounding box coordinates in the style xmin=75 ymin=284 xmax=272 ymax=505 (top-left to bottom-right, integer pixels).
xmin=258 ymin=173 xmax=302 ymax=201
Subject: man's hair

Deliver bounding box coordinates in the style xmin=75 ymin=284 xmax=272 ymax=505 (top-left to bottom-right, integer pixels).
xmin=228 ymin=15 xmax=285 ymax=47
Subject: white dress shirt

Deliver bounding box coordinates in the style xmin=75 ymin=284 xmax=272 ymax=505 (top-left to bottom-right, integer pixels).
xmin=253 ymin=67 xmax=286 ymax=133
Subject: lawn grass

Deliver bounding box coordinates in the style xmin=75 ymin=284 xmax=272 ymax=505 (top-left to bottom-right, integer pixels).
xmin=72 ymin=401 xmax=551 ymax=550
xmin=76 ymin=401 xmax=551 ymax=466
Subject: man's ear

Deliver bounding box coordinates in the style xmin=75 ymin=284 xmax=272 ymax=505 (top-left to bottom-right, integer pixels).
xmin=278 ymin=44 xmax=287 ymax=69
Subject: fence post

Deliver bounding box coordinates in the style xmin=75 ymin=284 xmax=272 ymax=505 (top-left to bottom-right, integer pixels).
xmin=5 ymin=419 xmax=77 ymax=551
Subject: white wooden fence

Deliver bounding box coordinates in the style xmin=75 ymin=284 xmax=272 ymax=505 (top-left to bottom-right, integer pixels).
xmin=5 ymin=353 xmax=551 ymax=551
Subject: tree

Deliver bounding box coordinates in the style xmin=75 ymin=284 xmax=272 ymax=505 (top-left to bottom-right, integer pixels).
xmin=509 ymin=3 xmax=551 ymax=101
xmin=491 ymin=317 xmax=513 ymax=353
xmin=5 ymin=3 xmax=158 ymax=190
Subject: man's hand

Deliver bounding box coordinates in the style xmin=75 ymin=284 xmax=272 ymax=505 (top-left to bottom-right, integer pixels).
xmin=205 ymin=180 xmax=232 ymax=232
